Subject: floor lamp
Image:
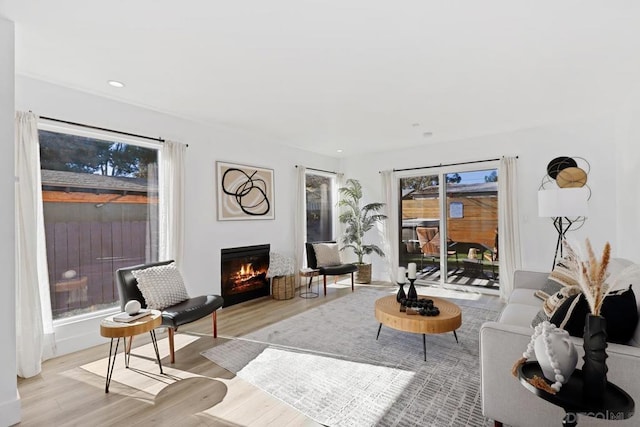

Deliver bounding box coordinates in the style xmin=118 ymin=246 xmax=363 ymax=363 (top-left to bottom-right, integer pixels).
xmin=538 ymin=188 xmax=589 ymax=270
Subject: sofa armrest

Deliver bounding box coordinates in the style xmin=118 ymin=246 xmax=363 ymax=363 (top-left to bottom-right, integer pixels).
xmin=513 ymin=270 xmax=549 ymax=290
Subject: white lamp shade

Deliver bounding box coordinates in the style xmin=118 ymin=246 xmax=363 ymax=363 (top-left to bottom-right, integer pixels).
xmin=538 ymin=188 xmax=588 ymax=218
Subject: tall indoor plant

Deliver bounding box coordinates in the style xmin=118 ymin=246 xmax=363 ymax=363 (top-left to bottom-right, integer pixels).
xmin=338 ymin=178 xmax=388 ymax=283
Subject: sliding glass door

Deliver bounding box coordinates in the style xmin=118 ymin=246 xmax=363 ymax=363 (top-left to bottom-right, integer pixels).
xmin=399 ymin=164 xmax=499 ymax=290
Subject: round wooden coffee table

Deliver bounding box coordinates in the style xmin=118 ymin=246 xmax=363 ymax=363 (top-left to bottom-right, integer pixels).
xmin=374 ymin=295 xmax=462 ymax=361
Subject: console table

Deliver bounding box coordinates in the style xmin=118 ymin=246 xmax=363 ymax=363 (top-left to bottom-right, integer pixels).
xmin=517 ymin=361 xmax=634 ymax=426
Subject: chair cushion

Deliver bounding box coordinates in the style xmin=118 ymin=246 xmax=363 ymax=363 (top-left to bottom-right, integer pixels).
xmin=313 ymin=243 xmax=342 ymax=267
xmin=161 ymin=295 xmax=225 ymax=329
xmin=131 ymin=262 xmax=190 ymax=310
xmin=319 ymin=264 xmax=358 ymax=275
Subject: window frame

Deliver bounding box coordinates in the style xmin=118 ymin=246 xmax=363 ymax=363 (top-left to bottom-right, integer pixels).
xmin=304 ymin=170 xmax=338 ymax=243
xmin=38 ymin=121 xmax=163 ymax=326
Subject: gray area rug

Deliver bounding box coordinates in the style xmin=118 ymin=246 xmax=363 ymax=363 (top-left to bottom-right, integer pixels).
xmin=202 ymin=286 xmax=501 ymax=427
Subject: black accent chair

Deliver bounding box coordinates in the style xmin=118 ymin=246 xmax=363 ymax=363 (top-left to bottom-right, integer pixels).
xmin=116 ymin=260 xmax=224 ymax=364
xmin=305 ymin=241 xmax=358 ymax=296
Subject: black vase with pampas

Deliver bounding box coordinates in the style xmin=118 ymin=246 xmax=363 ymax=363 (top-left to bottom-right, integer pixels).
xmin=583 ymin=314 xmax=608 ymax=403
xmin=562 ymin=239 xmax=612 ymax=405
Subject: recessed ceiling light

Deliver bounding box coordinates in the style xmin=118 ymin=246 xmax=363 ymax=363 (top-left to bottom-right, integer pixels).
xmin=337 ymin=149 xmax=343 ymax=153
xmin=108 ymin=80 xmax=125 ymax=88
xmin=423 ymin=132 xmax=433 ymax=138
xmin=412 ymin=123 xmax=420 ymax=127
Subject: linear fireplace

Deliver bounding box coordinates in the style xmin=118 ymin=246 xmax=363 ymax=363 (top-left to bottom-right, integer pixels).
xmin=221 ymin=244 xmax=270 ymax=307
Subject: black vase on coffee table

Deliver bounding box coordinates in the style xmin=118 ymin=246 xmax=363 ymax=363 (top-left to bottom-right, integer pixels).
xmin=396 ymin=281 xmax=406 ymax=303
xmin=407 ymin=278 xmax=418 ymax=300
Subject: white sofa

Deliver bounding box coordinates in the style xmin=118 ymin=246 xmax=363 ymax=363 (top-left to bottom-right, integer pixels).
xmin=480 ymin=262 xmax=640 ymax=427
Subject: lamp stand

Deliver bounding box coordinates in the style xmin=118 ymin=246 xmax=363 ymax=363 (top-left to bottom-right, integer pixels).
xmin=551 ymin=216 xmax=574 ymax=270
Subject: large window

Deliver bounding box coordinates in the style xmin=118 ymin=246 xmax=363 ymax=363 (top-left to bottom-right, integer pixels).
xmin=39 ymin=128 xmax=160 ymax=320
xmin=305 ymin=172 xmax=335 ymax=242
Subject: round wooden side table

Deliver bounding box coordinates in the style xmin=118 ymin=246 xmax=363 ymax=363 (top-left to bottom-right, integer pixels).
xmin=299 ymin=269 xmax=320 ymax=298
xmin=100 ymin=310 xmax=163 ymax=393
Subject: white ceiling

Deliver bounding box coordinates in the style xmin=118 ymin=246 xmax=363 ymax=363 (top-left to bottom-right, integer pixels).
xmin=2 ymin=1 xmax=640 ymax=157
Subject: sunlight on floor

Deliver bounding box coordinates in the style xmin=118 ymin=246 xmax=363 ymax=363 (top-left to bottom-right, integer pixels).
xmin=236 ymin=347 xmax=416 ymax=425
xmin=415 ymin=283 xmax=484 ymax=301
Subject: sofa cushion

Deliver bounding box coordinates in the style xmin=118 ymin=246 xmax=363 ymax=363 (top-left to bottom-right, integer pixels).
xmin=548 ymin=262 xmax=579 ymax=288
xmin=609 ymin=264 xmax=640 ymax=346
xmin=550 ymin=286 xmax=638 ymax=344
xmin=508 ymin=288 xmax=542 ymax=306
xmin=533 ymin=278 xmax=563 ymax=301
xmin=499 ymin=303 xmax=542 ymax=328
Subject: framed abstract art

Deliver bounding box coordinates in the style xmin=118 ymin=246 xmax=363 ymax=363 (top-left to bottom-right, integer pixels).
xmin=216 ymin=161 xmax=275 ymax=220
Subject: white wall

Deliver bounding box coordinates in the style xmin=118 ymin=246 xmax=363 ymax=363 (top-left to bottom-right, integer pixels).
xmin=0 ymin=17 xmax=20 ymax=427
xmin=615 ymin=87 xmax=640 ymax=263
xmin=342 ymin=117 xmax=621 ymax=281
xmin=16 ymin=76 xmax=340 ymax=356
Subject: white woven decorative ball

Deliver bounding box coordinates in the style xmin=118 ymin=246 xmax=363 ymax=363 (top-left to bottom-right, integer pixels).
xmin=124 ymin=300 xmax=141 ymax=315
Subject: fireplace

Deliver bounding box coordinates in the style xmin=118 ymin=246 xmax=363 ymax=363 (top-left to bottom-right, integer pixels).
xmin=221 ymin=244 xmax=270 ymax=307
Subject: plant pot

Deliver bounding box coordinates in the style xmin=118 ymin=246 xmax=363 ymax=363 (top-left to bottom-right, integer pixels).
xmin=583 ymin=314 xmax=608 ymax=404
xmin=355 ymin=263 xmax=372 ymax=284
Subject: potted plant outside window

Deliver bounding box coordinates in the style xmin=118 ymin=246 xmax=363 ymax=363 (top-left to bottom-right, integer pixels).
xmin=338 ymin=179 xmax=388 ymax=284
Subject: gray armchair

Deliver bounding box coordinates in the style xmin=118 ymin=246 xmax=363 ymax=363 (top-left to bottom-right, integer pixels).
xmin=116 ymin=260 xmax=224 ymax=363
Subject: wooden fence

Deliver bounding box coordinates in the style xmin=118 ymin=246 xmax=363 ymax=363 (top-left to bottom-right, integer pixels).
xmin=44 ymin=220 xmax=155 ymax=319
xmin=402 ymin=195 xmax=498 ymax=248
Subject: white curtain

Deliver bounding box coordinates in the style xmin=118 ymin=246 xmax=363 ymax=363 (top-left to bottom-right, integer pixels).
xmin=15 ymin=111 xmax=54 ymax=378
xmin=294 ymin=166 xmax=307 ymax=284
xmin=381 ymin=170 xmax=398 ymax=283
xmin=498 ymin=156 xmax=522 ymax=301
xmin=159 ymin=140 xmax=186 ymax=265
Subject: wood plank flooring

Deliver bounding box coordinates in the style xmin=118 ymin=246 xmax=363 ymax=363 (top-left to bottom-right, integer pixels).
xmin=17 ymin=281 xmax=500 ymax=427
xmin=18 ymin=280 xmax=365 ymax=426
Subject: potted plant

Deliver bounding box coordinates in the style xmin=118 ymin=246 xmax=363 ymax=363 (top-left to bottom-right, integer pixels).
xmin=338 ymin=178 xmax=388 ymax=284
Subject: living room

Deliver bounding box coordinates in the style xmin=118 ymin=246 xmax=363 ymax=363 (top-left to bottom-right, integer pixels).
xmin=2 ymin=2 xmax=640 ymax=426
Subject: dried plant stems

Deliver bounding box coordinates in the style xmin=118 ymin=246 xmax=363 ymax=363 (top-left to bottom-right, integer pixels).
xmin=563 ymin=239 xmax=611 ymax=316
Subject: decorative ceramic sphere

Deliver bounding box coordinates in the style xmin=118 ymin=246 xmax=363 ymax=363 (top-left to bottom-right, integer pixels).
xmin=534 ymin=325 xmax=578 ymax=384
xmin=124 ymin=300 xmax=141 ymax=315
xmin=62 ymin=269 xmax=77 ymax=280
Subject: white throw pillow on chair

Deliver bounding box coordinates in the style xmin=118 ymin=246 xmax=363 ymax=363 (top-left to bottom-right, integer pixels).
xmin=131 ymin=262 xmax=190 ymax=310
xmin=313 ymin=243 xmax=342 ymax=267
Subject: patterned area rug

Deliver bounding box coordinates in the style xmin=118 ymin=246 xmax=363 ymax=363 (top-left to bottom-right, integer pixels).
xmin=202 ymin=286 xmax=501 ymax=427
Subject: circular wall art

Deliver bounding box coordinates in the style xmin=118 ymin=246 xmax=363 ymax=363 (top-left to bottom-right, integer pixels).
xmin=546 ymin=156 xmax=578 ymax=179
xmin=556 ymin=166 xmax=588 ymax=188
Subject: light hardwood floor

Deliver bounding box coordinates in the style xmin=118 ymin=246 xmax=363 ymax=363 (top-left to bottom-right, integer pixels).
xmin=17 ymin=281 xmax=500 ymax=426
xmin=17 ymin=281 xmax=368 ymax=426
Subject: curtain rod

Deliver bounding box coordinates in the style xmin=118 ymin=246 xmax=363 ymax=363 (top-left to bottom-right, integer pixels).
xmin=392 ymin=156 xmax=517 ymax=173
xmin=39 ymin=115 xmax=169 ymax=144
xmin=295 ymin=165 xmax=337 ymax=175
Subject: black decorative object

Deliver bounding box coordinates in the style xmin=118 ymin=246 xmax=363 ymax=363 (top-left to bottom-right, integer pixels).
xmin=396 ymin=281 xmax=406 ymax=303
xmin=583 ymin=314 xmax=608 ymax=404
xmin=547 ymin=156 xmax=578 ymax=179
xmin=407 ymin=278 xmax=418 ymax=300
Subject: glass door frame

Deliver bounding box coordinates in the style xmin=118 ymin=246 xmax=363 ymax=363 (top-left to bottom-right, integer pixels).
xmin=396 ymin=160 xmax=500 ymax=291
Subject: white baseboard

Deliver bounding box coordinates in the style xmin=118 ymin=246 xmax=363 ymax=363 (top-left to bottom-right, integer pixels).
xmin=0 ymin=391 xmax=21 ymax=426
